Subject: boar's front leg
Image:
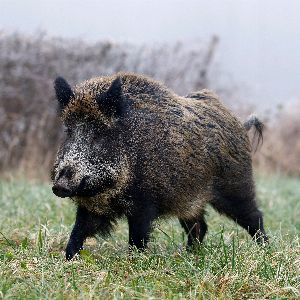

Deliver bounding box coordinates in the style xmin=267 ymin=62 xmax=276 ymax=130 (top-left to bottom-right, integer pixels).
xmin=66 ymin=206 xmax=114 ymax=260
xmin=179 ymin=215 xmax=208 ymax=249
xmin=127 ymin=204 xmax=157 ymax=250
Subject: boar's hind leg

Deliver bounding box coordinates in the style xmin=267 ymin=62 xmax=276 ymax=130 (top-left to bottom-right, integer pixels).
xmin=179 ymin=216 xmax=208 ymax=249
xmin=211 ymin=189 xmax=268 ymax=244
xmin=66 ymin=206 xmax=115 ymax=260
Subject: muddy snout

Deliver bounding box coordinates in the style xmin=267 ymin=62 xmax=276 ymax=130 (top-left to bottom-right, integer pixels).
xmin=52 ymin=166 xmax=89 ymax=198
xmin=52 ymin=181 xmax=74 ymax=198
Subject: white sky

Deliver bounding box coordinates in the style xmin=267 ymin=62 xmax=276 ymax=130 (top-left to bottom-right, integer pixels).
xmin=1 ymin=0 xmax=300 ymax=107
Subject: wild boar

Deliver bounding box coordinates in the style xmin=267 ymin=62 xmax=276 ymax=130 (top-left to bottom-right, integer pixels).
xmin=51 ymin=72 xmax=268 ymax=260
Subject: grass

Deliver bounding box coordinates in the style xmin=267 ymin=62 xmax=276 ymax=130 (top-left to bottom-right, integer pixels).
xmin=0 ymin=175 xmax=299 ymax=299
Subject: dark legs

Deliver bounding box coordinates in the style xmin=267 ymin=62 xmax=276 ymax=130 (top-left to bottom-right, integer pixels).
xmin=211 ymin=190 xmax=268 ymax=244
xmin=179 ymin=182 xmax=268 ymax=248
xmin=127 ymin=204 xmax=157 ymax=250
xmin=179 ymin=216 xmax=208 ymax=248
xmin=235 ymin=208 xmax=268 ymax=243
xmin=66 ymin=206 xmax=115 ymax=260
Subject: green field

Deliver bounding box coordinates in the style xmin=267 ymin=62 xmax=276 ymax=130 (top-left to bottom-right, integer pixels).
xmin=0 ymin=175 xmax=299 ymax=299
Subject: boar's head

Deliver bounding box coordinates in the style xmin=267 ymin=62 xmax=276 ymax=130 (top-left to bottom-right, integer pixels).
xmin=51 ymin=76 xmax=131 ymax=201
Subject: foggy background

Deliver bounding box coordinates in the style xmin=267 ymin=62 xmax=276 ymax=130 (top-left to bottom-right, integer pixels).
xmin=1 ymin=0 xmax=300 ymax=108
xmin=0 ymin=0 xmax=299 ymax=176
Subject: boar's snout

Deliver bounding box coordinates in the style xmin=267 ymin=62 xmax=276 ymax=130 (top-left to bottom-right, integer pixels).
xmin=52 ymin=166 xmax=79 ymax=198
xmin=52 ymin=183 xmax=73 ymax=198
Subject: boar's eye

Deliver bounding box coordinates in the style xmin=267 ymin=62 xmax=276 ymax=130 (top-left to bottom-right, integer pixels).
xmin=64 ymin=127 xmax=72 ymax=137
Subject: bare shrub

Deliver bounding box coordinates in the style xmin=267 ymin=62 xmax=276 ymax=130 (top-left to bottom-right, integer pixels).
xmin=254 ymin=106 xmax=300 ymax=176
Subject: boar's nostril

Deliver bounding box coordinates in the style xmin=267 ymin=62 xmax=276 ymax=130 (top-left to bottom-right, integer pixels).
xmin=52 ymin=184 xmax=73 ymax=198
xmin=59 ymin=166 xmax=73 ymax=180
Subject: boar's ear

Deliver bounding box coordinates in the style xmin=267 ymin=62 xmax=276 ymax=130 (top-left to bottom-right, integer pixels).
xmin=54 ymin=77 xmax=74 ymax=110
xmin=96 ymin=77 xmax=125 ymax=118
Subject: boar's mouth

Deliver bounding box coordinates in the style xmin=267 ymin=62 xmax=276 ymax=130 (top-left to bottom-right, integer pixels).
xmin=52 ymin=175 xmax=115 ymax=198
xmin=52 ymin=184 xmax=74 ymax=198
xmin=77 ymin=176 xmax=115 ymax=197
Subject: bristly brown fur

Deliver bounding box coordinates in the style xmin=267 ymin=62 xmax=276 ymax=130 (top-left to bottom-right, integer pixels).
xmin=52 ymin=72 xmax=268 ymax=260
xmin=64 ymin=73 xmax=253 ymax=218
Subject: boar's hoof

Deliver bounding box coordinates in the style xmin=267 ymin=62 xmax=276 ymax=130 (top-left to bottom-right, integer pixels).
xmin=65 ymin=242 xmax=83 ymax=261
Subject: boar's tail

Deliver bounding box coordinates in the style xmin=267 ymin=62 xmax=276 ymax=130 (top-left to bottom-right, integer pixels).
xmin=244 ymin=114 xmax=264 ymax=152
